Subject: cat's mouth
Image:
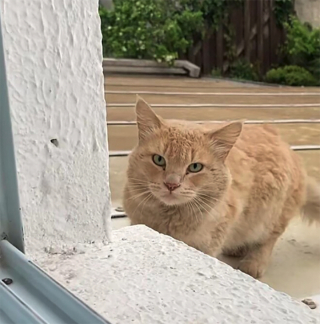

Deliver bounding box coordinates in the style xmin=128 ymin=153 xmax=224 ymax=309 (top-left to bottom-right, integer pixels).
xmin=158 ymin=190 xmax=192 ymax=206
xmin=160 ymin=195 xmax=181 ymax=206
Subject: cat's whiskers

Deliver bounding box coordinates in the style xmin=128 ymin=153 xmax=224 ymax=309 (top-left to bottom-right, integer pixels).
xmin=198 ymin=192 xmax=219 ymax=202
xmin=128 ymin=190 xmax=146 ymax=196
xmin=128 ymin=180 xmax=152 ymax=189
xmin=189 ymin=199 xmax=204 ymax=223
xmin=193 ymin=196 xmax=212 ymax=215
xmin=149 ymin=183 xmax=161 ymax=189
xmin=198 ymin=198 xmax=215 ymax=214
xmin=193 ymin=201 xmax=202 ymax=223
xmin=128 ymin=190 xmax=151 ymax=201
xmin=198 ymin=195 xmax=216 ymax=205
xmin=186 ymin=201 xmax=197 ymax=222
xmin=141 ymin=193 xmax=153 ymax=215
xmin=128 ymin=181 xmax=149 ymax=186
xmin=128 ymin=185 xmax=147 ymax=192
xmin=131 ymin=178 xmax=161 ymax=188
xmin=128 ymin=187 xmax=148 ymax=194
xmin=128 ymin=182 xmax=146 ymax=186
xmin=197 ymin=194 xmax=219 ymax=210
xmin=199 ymin=198 xmax=220 ymax=217
xmin=185 ymin=201 xmax=195 ymax=220
xmin=131 ymin=192 xmax=153 ymax=219
xmin=127 ymin=177 xmax=150 ymax=182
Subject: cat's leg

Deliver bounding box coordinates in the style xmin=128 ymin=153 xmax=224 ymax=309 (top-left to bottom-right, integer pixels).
xmin=237 ymin=234 xmax=279 ymax=278
xmin=222 ymin=245 xmax=249 ymax=258
xmin=238 ymin=202 xmax=298 ymax=278
xmin=206 ymin=221 xmax=231 ymax=258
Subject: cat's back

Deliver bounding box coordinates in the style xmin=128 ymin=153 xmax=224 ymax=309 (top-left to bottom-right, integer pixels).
xmin=227 ymin=123 xmax=305 ymax=193
xmin=232 ymin=123 xmax=292 ymax=160
xmin=195 ymin=121 xmax=292 ymax=159
xmin=238 ymin=123 xmax=280 ymax=147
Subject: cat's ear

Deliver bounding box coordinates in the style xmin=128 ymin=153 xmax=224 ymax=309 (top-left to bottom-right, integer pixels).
xmin=207 ymin=121 xmax=243 ymax=161
xmin=135 ymin=95 xmax=163 ymax=141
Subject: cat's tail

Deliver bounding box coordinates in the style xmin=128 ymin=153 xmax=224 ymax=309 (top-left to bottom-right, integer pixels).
xmin=301 ymin=176 xmax=320 ymax=225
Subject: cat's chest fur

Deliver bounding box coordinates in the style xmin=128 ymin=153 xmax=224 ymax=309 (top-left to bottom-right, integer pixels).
xmin=126 ymin=194 xmax=225 ymax=256
xmin=133 ymin=201 xmax=202 ymax=236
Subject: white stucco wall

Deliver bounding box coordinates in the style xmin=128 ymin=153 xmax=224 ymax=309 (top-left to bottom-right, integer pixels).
xmin=35 ymin=226 xmax=320 ymax=324
xmin=295 ymin=0 xmax=320 ymax=27
xmin=0 ymin=0 xmax=111 ymax=254
xmin=100 ymin=0 xmax=114 ymax=10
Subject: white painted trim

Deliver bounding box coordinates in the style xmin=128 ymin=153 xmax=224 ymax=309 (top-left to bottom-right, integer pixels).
xmin=290 ymin=145 xmax=320 ymax=151
xmin=107 ymin=103 xmax=320 ymax=108
xmin=107 ymin=119 xmax=320 ymax=126
xmin=109 ymin=145 xmax=320 ymax=157
xmin=105 ymin=90 xmax=320 ymax=96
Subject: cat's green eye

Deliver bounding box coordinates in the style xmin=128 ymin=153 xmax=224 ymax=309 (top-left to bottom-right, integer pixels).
xmin=153 ymin=154 xmax=166 ymax=167
xmin=188 ymin=163 xmax=203 ymax=173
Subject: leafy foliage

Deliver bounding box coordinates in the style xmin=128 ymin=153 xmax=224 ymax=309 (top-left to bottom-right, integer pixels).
xmin=100 ymin=0 xmax=206 ymax=63
xmin=273 ymin=0 xmax=294 ymax=25
xmin=265 ymin=65 xmax=318 ymax=86
xmin=99 ymin=0 xmax=240 ymax=64
xmin=228 ymin=59 xmax=259 ymax=81
xmin=265 ymin=16 xmax=320 ymax=86
xmin=101 ymin=0 xmax=319 ymax=87
xmin=283 ymin=16 xmax=320 ymax=79
xmin=211 ymin=68 xmax=222 ymax=77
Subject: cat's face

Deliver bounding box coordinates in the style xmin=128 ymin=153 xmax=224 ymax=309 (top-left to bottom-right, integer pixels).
xmin=127 ymin=96 xmax=242 ymax=207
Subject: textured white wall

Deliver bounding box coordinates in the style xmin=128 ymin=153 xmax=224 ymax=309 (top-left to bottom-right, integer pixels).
xmin=0 ymin=0 xmax=111 ymax=253
xmin=295 ymin=0 xmax=320 ymax=27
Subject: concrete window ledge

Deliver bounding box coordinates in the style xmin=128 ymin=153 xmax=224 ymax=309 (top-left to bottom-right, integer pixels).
xmin=34 ymin=226 xmax=319 ymax=324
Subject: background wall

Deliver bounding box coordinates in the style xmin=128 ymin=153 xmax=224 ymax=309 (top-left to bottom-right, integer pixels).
xmin=99 ymin=0 xmax=114 ymax=10
xmin=0 ymin=0 xmax=111 ymax=254
xmin=295 ymin=0 xmax=320 ymax=27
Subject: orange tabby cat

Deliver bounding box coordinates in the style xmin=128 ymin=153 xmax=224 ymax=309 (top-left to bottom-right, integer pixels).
xmin=123 ymin=96 xmax=320 ymax=278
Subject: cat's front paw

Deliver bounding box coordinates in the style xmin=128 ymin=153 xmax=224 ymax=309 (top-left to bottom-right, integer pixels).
xmin=238 ymin=259 xmax=266 ymax=279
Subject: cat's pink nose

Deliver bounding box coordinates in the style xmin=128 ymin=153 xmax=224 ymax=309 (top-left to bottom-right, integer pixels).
xmin=164 ymin=182 xmax=180 ymax=192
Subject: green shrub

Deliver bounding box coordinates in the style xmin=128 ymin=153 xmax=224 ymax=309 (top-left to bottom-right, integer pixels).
xmin=283 ymin=16 xmax=320 ymax=79
xmin=273 ymin=0 xmax=294 ymax=25
xmin=99 ymin=0 xmax=205 ymax=64
xmin=211 ymin=68 xmax=222 ymax=77
xmin=228 ymin=59 xmax=259 ymax=81
xmin=265 ymin=65 xmax=318 ymax=86
xmin=99 ymin=0 xmax=239 ymax=64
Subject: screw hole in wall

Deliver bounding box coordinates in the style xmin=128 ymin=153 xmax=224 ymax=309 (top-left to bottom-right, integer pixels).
xmin=50 ymin=139 xmax=59 ymax=147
